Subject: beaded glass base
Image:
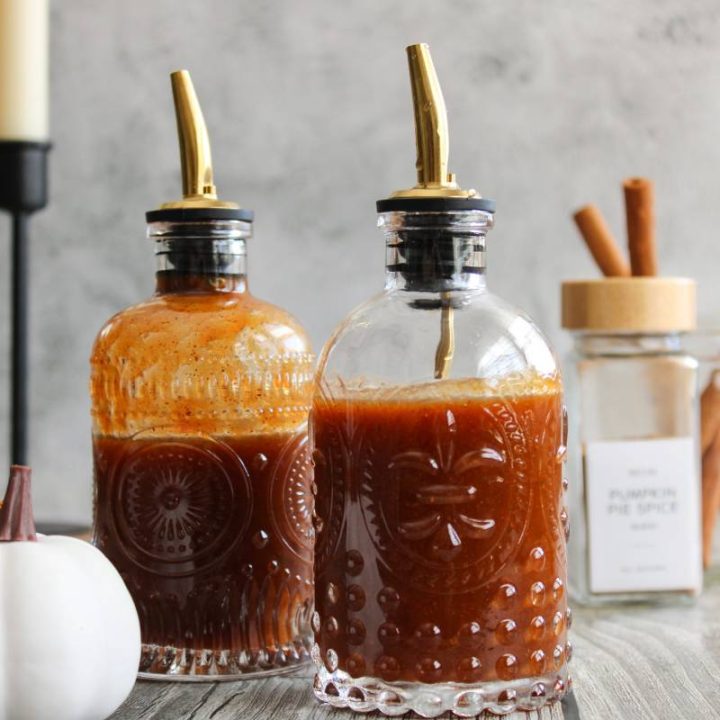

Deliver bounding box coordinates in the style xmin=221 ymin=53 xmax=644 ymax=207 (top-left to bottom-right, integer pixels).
xmin=138 ymin=640 xmax=312 ymax=682
xmin=313 ymin=661 xmax=569 ymax=717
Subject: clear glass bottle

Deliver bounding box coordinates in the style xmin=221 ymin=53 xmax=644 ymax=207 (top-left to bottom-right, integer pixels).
xmin=90 ymin=72 xmax=314 ymax=679
xmin=562 ymin=278 xmax=702 ymax=605
xmin=311 ymin=44 xmax=569 ymax=717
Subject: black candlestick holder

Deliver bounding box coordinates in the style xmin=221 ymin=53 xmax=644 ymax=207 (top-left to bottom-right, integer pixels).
xmin=0 ymin=141 xmax=50 ymax=465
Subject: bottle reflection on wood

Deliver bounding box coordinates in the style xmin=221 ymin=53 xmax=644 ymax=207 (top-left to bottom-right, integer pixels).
xmin=90 ymin=70 xmax=315 ymax=680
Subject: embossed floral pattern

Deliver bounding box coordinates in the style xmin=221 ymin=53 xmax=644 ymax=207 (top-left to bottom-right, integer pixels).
xmin=357 ymin=401 xmax=531 ymax=591
xmin=388 ymin=409 xmax=505 ymax=562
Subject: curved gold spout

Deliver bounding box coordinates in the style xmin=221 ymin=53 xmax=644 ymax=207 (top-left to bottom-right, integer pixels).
xmin=172 ymin=70 xmax=216 ymax=200
xmin=391 ymin=44 xmax=476 ymax=199
xmin=160 ymin=70 xmax=238 ymax=210
xmin=408 ymin=43 xmax=450 ymax=189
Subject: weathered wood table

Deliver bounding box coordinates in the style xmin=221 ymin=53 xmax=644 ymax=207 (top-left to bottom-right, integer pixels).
xmin=110 ymin=570 xmax=720 ymax=720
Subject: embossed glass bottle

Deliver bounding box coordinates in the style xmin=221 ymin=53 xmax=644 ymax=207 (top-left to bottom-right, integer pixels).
xmin=90 ymin=71 xmax=314 ymax=679
xmin=311 ymin=45 xmax=569 ymax=717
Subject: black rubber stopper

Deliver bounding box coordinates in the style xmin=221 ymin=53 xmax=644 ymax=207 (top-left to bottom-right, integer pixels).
xmin=376 ymin=196 xmax=496 ymax=214
xmin=146 ymin=207 xmax=254 ymax=223
xmin=386 ymin=211 xmax=487 ymax=293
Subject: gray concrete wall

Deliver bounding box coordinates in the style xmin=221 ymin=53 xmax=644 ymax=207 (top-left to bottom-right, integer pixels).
xmin=2 ymin=0 xmax=718 ymax=521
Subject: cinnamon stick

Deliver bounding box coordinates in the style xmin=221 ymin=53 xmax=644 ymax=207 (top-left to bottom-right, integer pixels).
xmin=701 ymin=372 xmax=720 ymax=567
xmin=701 ymin=371 xmax=720 ymax=454
xmin=573 ymin=205 xmax=630 ymax=277
xmin=702 ymin=427 xmax=720 ymax=568
xmin=623 ymin=177 xmax=658 ymax=276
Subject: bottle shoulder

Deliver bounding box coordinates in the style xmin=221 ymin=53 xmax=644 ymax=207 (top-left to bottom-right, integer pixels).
xmin=317 ymin=289 xmax=558 ymax=385
xmin=91 ymin=291 xmax=312 ymax=362
xmin=90 ymin=291 xmax=314 ymax=438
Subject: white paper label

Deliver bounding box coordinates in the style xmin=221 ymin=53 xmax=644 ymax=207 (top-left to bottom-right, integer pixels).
xmin=586 ymin=437 xmax=701 ymax=594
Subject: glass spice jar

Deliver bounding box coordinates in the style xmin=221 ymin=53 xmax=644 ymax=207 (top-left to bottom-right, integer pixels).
xmin=311 ymin=44 xmax=569 ymax=717
xmin=90 ymin=71 xmax=315 ymax=679
xmin=562 ymin=278 xmax=702 ymax=605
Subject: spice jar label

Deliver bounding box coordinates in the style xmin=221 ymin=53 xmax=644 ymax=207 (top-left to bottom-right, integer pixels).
xmin=586 ymin=437 xmax=701 ymax=594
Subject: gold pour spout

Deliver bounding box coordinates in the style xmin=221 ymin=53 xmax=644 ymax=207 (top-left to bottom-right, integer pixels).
xmin=159 ymin=70 xmax=238 ymax=210
xmin=383 ymin=43 xmax=483 ymax=380
xmin=391 ymin=44 xmax=476 ymax=199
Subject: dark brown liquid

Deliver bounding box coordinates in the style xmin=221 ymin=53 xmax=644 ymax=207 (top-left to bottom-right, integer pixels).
xmin=93 ymin=431 xmax=313 ymax=673
xmin=312 ymin=384 xmax=569 ymax=684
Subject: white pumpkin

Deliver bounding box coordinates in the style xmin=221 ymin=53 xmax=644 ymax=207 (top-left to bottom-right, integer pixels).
xmin=0 ymin=466 xmax=141 ymax=720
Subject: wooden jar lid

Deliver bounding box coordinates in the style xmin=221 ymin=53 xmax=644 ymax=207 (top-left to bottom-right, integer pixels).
xmin=561 ymin=277 xmax=696 ymax=332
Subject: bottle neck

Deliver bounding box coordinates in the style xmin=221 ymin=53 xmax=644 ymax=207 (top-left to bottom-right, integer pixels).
xmin=149 ymin=219 xmax=251 ymax=294
xmin=380 ymin=209 xmax=492 ymax=293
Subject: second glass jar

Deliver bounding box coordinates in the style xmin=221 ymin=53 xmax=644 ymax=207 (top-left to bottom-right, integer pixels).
xmin=311 ymin=205 xmax=570 ymax=716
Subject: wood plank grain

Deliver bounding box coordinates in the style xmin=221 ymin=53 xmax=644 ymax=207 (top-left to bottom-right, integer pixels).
xmin=108 ymin=501 xmax=720 ymax=719
xmin=110 ymin=675 xmax=564 ymax=720
xmin=105 ymin=575 xmax=720 ymax=719
xmin=570 ymin=593 xmax=720 ymax=720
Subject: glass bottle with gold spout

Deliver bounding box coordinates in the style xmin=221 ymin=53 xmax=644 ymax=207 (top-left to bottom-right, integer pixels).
xmin=311 ymin=45 xmax=569 ymax=716
xmin=90 ymin=71 xmax=315 ymax=680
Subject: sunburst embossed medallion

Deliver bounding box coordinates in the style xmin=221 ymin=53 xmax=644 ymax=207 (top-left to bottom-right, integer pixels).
xmin=269 ymin=433 xmax=314 ymax=562
xmin=110 ymin=438 xmax=251 ymax=576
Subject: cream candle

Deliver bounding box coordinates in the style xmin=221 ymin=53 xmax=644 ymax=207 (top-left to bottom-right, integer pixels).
xmin=0 ymin=0 xmax=49 ymax=141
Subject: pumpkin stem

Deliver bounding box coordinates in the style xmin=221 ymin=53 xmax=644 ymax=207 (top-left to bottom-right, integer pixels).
xmin=0 ymin=465 xmax=37 ymax=542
